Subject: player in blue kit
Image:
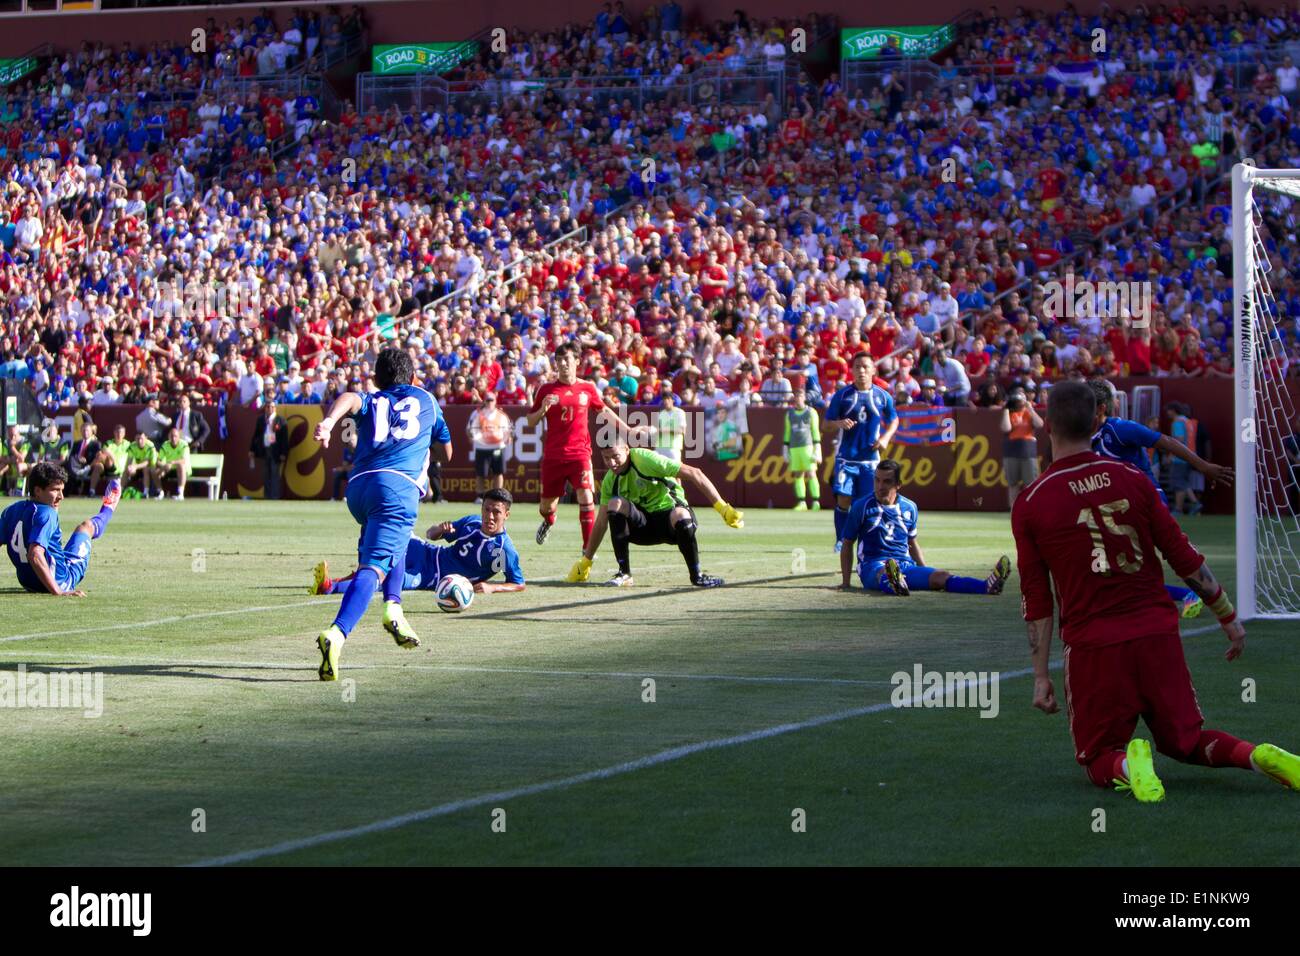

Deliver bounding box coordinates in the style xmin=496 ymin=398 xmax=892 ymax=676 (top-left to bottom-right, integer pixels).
xmin=310 ymin=488 xmax=526 ymax=597
xmin=1087 ymin=380 xmax=1233 ymax=618
xmin=837 ymin=460 xmax=1011 ymax=596
xmin=1 ymin=462 xmax=121 ymax=596
xmin=825 ymin=353 xmax=899 ymax=552
xmin=313 ymin=348 xmax=453 ymax=680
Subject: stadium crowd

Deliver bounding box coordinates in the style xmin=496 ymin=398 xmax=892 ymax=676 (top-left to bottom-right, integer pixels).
xmin=2 ymin=0 xmax=1300 ymax=483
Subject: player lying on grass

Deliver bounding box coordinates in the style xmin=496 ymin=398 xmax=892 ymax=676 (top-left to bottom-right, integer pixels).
xmin=566 ymin=437 xmax=743 ymax=587
xmin=1015 ymin=380 xmax=1300 ymax=802
xmin=313 ymin=347 xmax=452 ymax=681
xmin=838 ymin=458 xmax=1011 ymax=596
xmin=0 ymin=462 xmax=121 ymax=596
xmin=310 ymin=488 xmax=526 ymax=597
xmin=1088 ymin=379 xmax=1233 ymax=619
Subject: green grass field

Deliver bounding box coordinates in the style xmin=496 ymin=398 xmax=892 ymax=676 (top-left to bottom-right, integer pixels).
xmin=0 ymin=500 xmax=1295 ymax=866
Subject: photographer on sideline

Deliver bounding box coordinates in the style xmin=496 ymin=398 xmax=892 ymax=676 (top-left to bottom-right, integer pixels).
xmin=1000 ymin=386 xmax=1043 ymax=508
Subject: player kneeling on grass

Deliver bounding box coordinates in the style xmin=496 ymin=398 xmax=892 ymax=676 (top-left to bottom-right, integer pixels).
xmin=566 ymin=437 xmax=743 ymax=587
xmin=311 ymin=488 xmax=526 ymax=598
xmin=1014 ymin=380 xmax=1300 ymax=802
xmin=838 ymin=459 xmax=1011 ymax=597
xmin=0 ymin=462 xmax=121 ymax=596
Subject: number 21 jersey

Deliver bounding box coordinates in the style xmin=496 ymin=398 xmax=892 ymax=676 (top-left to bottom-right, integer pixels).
xmin=350 ymin=384 xmax=450 ymax=491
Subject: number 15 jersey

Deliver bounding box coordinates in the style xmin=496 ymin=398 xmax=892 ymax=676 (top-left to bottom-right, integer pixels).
xmin=350 ymin=384 xmax=451 ymax=493
xmin=1011 ymin=450 xmax=1205 ymax=649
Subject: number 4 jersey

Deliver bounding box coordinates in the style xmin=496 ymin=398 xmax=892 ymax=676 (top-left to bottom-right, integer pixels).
xmin=1011 ymin=450 xmax=1205 ymax=649
xmin=349 ymin=384 xmax=451 ymax=493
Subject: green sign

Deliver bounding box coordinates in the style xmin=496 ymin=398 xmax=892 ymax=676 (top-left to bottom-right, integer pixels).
xmin=4 ymin=396 xmax=15 ymax=426
xmin=371 ymin=42 xmax=478 ymax=75
xmin=841 ymin=25 xmax=956 ymax=60
xmin=0 ymin=56 xmax=37 ymax=86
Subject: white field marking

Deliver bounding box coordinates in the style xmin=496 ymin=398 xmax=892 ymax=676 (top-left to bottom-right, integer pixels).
xmin=0 ymin=599 xmax=336 ymax=644
xmin=186 ymin=663 xmax=1040 ymax=867
xmin=187 ymin=627 xmax=1227 ymax=867
xmin=0 ymin=651 xmax=886 ymax=687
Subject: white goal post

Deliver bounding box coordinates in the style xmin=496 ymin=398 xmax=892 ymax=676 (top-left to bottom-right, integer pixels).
xmin=1231 ymin=162 xmax=1300 ymax=620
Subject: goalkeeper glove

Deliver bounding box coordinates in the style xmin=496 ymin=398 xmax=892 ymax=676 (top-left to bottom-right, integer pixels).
xmin=713 ymin=500 xmax=744 ymax=529
xmin=566 ymin=555 xmax=593 ymax=583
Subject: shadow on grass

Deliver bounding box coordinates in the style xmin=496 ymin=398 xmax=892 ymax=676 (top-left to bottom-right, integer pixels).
xmin=0 ymin=662 xmax=308 ymax=684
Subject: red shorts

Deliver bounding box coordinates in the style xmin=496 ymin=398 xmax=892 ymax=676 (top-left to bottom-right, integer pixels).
xmin=1063 ymin=630 xmax=1204 ymax=766
xmin=540 ymin=457 xmax=594 ymax=500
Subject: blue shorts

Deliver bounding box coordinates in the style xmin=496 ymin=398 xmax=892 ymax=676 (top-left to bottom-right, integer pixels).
xmin=55 ymin=531 xmax=92 ymax=591
xmin=860 ymin=557 xmax=937 ymax=594
xmin=401 ymin=537 xmax=443 ymax=591
xmin=345 ymin=472 xmax=421 ymax=575
xmin=833 ymin=459 xmax=878 ymax=500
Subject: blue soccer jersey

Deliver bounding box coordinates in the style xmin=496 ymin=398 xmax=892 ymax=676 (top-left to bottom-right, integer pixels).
xmin=349 ymin=383 xmax=451 ymax=494
xmin=1 ymin=500 xmax=83 ymax=593
xmin=404 ymin=516 xmax=525 ymax=588
xmin=827 ymin=383 xmax=896 ymax=462
xmin=1092 ymin=416 xmax=1160 ymax=488
xmin=844 ymin=492 xmax=918 ymax=566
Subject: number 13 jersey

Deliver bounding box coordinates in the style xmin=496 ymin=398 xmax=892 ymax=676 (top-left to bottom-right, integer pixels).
xmin=350 ymin=384 xmax=451 ymax=493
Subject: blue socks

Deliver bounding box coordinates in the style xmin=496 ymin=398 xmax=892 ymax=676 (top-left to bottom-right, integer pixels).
xmin=1166 ymin=584 xmax=1194 ymax=604
xmin=944 ymin=575 xmax=989 ymax=595
xmin=333 ymin=567 xmax=380 ymax=636
xmin=834 ymin=506 xmax=847 ymax=543
xmin=88 ymin=507 xmax=113 ymax=540
xmin=383 ymin=555 xmax=405 ymax=605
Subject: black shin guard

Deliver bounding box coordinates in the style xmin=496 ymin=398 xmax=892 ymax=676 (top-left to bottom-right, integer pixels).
xmin=674 ymin=518 xmax=700 ymax=583
xmin=608 ymin=510 xmax=632 ymax=575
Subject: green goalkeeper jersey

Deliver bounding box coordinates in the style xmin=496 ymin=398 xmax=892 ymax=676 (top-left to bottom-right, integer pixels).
xmin=599 ymin=448 xmax=687 ymax=513
xmin=784 ymin=407 xmax=820 ymax=449
xmin=125 ymin=439 xmax=158 ymax=466
xmin=157 ymin=439 xmax=189 ymax=464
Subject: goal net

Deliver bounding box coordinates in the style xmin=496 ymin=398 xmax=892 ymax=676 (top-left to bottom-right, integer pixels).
xmin=1232 ymin=163 xmax=1300 ymax=620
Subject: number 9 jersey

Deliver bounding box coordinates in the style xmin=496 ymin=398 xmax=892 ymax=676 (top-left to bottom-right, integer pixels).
xmin=349 ymin=384 xmax=451 ymax=494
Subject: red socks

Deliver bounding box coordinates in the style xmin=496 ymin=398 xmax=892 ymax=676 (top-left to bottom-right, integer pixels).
xmin=542 ymin=511 xmax=557 ymax=526
xmin=1087 ymin=750 xmax=1129 ymax=788
xmin=1190 ymin=730 xmax=1255 ymax=770
xmin=579 ymin=508 xmax=596 ymax=547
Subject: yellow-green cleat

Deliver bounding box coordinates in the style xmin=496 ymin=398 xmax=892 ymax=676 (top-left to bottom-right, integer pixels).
xmin=317 ymin=625 xmax=344 ymax=681
xmin=309 ymin=560 xmax=332 ymax=596
xmin=884 ymin=558 xmax=910 ymax=596
xmin=382 ymin=601 xmax=420 ymax=649
xmin=1250 ymin=743 xmax=1300 ymax=790
xmin=1180 ymin=593 xmax=1204 ymax=618
xmin=1114 ymin=738 xmax=1165 ymax=803
xmin=987 ymin=555 xmax=1012 ymax=595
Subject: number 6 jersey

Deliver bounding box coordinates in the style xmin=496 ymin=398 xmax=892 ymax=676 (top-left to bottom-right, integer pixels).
xmin=349 ymin=384 xmax=451 ymax=493
xmin=1011 ymin=450 xmax=1205 ymax=648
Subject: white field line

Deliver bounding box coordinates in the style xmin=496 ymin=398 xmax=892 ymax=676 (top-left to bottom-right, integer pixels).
xmin=188 ymin=623 xmax=1224 ymax=867
xmin=0 ymin=652 xmax=885 ymax=687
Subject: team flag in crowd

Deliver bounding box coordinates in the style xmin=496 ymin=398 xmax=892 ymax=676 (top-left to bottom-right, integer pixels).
xmin=892 ymin=406 xmax=955 ymax=445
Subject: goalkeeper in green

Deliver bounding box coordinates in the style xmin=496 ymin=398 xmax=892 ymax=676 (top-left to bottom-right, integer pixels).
xmin=785 ymin=388 xmax=822 ymax=510
xmin=566 ymin=436 xmax=744 ymax=587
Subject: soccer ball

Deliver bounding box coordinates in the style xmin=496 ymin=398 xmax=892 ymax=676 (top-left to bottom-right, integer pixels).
xmin=436 ymin=574 xmax=474 ymax=613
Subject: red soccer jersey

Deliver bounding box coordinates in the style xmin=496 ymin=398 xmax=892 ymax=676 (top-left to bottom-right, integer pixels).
xmin=1011 ymin=451 xmax=1205 ymax=648
xmin=531 ymin=379 xmax=603 ymax=461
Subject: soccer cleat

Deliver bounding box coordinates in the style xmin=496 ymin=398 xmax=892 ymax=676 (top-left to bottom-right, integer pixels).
xmin=382 ymin=601 xmax=420 ymax=649
xmin=317 ymin=626 xmax=344 ymax=681
xmin=1114 ymin=738 xmax=1165 ymax=803
xmin=692 ymin=573 xmax=724 ymax=588
xmin=1250 ymin=743 xmax=1300 ymax=790
xmin=536 ymin=519 xmax=553 ymax=546
xmin=1181 ymin=593 xmax=1204 ymax=619
xmin=1187 ymin=501 xmax=1204 ymax=516
xmin=793 ymin=501 xmax=808 ymax=511
xmin=101 ymin=479 xmax=122 ymax=510
xmin=309 ymin=561 xmax=332 ymax=596
xmin=605 ymin=572 xmax=634 ymax=587
xmin=811 ymin=501 xmax=821 ymax=511
xmin=986 ymin=555 xmax=1012 ymax=595
xmin=833 ymin=540 xmax=842 ymax=554
xmin=883 ymin=558 xmax=910 ymax=596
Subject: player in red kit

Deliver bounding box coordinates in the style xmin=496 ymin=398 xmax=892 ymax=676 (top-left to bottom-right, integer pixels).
xmin=526 ymin=341 xmax=642 ymax=548
xmin=1012 ymin=381 xmax=1300 ymax=802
